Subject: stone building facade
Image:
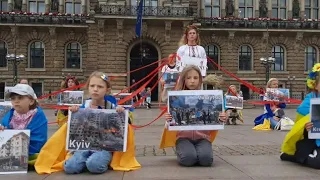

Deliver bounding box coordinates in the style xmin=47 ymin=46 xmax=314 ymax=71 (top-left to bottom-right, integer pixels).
xmin=0 ymin=0 xmax=318 ymax=101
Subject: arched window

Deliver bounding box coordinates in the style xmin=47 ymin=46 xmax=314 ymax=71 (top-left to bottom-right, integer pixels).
xmin=0 ymin=41 xmax=7 ymax=67
xmin=238 ymin=45 xmax=252 ymax=71
xmin=305 ymin=46 xmax=318 ymax=71
xmin=29 ymin=41 xmax=45 ymax=68
xmin=65 ymin=42 xmax=81 ymax=69
xmin=271 ymin=45 xmax=285 ymax=71
xmin=203 ymin=45 xmax=219 ymax=71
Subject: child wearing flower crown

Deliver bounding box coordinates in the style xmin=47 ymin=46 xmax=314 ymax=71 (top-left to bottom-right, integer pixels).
xmin=0 ymin=84 xmax=48 ymax=166
xmin=161 ymin=65 xmax=227 ymax=167
xmin=280 ymin=63 xmax=320 ymax=169
xmin=64 ymin=71 xmax=125 ymax=174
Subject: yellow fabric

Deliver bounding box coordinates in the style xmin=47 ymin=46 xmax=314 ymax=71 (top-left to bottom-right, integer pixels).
xmin=159 ymin=126 xmax=219 ymax=149
xmin=34 ymin=124 xmax=141 ymax=174
xmin=56 ymin=110 xmax=68 ymax=127
xmin=129 ymin=112 xmax=134 ymax=124
xmin=252 ymin=119 xmax=272 ymax=131
xmin=281 ymin=113 xmax=309 ymax=155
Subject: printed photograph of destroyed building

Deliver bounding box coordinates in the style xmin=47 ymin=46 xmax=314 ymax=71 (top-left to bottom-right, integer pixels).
xmin=225 ymin=95 xmax=243 ymax=109
xmin=60 ymin=91 xmax=84 ymax=105
xmin=113 ymin=93 xmax=133 ymax=107
xmin=0 ymin=103 xmax=12 ymax=124
xmin=0 ymin=130 xmax=30 ymax=174
xmin=66 ymin=109 xmax=128 ymax=152
xmin=167 ymin=90 xmax=224 ymax=131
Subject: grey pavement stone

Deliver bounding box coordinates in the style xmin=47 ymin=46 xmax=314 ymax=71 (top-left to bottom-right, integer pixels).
xmin=122 ymin=156 xmax=251 ymax=180
xmin=44 ymin=171 xmax=124 ymax=180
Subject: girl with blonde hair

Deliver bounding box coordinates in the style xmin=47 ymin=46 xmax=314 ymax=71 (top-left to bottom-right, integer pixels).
xmin=161 ymin=65 xmax=227 ymax=167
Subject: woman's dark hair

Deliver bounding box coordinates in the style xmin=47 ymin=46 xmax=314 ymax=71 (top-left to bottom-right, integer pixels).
xmin=65 ymin=76 xmax=80 ymax=90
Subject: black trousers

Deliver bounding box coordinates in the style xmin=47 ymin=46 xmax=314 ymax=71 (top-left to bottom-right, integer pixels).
xmin=283 ymin=138 xmax=320 ymax=169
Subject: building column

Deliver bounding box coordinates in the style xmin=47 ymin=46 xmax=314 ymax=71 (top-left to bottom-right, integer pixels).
xmin=300 ymin=0 xmax=305 ymax=19
xmin=255 ymin=0 xmax=259 ymax=17
xmin=22 ymin=0 xmax=27 ymax=12
xmin=199 ymin=0 xmax=204 ymax=17
xmin=234 ymin=0 xmax=239 ymax=17
xmin=288 ymin=0 xmax=293 ymax=19
xmin=81 ymin=0 xmax=86 ymax=14
xmin=267 ymin=0 xmax=272 ymax=17
xmin=221 ymin=0 xmax=226 ymax=17
xmin=8 ymin=0 xmax=13 ymax=11
xmin=45 ymin=0 xmax=50 ymax=13
xmin=59 ymin=0 xmax=64 ymax=13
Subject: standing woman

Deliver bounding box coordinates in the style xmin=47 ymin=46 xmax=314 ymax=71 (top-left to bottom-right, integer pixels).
xmin=176 ymin=25 xmax=207 ymax=60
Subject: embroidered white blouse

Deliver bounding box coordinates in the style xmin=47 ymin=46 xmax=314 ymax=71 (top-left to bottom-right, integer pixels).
xmin=176 ymin=45 xmax=207 ymax=59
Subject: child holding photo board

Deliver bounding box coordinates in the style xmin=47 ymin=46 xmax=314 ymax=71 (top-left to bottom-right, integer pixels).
xmin=0 ymin=84 xmax=48 ymax=166
xmin=280 ymin=63 xmax=320 ymax=169
xmin=34 ymin=71 xmax=141 ymax=175
xmin=160 ymin=65 xmax=227 ymax=167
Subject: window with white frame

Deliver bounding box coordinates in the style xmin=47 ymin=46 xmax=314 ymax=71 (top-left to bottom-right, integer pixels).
xmin=131 ymin=0 xmax=157 ymax=6
xmin=0 ymin=41 xmax=7 ymax=68
xmin=305 ymin=46 xmax=318 ymax=71
xmin=272 ymin=0 xmax=287 ymax=19
xmin=239 ymin=0 xmax=253 ymax=18
xmin=65 ymin=42 xmax=81 ymax=69
xmin=0 ymin=0 xmax=7 ymax=11
xmin=204 ymin=0 xmax=221 ymax=18
xmin=238 ymin=45 xmax=253 ymax=71
xmin=28 ymin=0 xmax=45 ymax=13
xmin=31 ymin=82 xmax=42 ymax=97
xmin=29 ymin=41 xmax=45 ymax=68
xmin=65 ymin=0 xmax=81 ymax=14
xmin=305 ymin=0 xmax=319 ymax=19
xmin=271 ymin=45 xmax=285 ymax=71
xmin=203 ymin=44 xmax=219 ymax=71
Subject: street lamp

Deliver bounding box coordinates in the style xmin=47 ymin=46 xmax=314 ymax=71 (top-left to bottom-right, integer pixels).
xmin=6 ymin=53 xmax=25 ymax=85
xmin=260 ymin=57 xmax=276 ymax=83
xmin=287 ymin=76 xmax=295 ymax=98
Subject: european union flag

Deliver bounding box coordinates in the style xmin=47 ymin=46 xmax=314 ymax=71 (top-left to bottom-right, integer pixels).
xmin=135 ymin=0 xmax=143 ymax=37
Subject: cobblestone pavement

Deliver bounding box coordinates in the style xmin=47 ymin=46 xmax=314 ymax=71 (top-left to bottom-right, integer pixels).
xmin=4 ymin=108 xmax=320 ymax=180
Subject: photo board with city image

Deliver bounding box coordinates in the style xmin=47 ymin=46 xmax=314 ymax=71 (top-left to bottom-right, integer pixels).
xmin=167 ymin=90 xmax=224 ymax=131
xmin=309 ymin=98 xmax=320 ymax=139
xmin=0 ymin=102 xmax=12 ymax=124
xmin=265 ymin=88 xmax=290 ymax=102
xmin=0 ymin=130 xmax=30 ymax=174
xmin=113 ymin=93 xmax=133 ymax=108
xmin=225 ymin=95 xmax=243 ymax=109
xmin=60 ymin=91 xmax=84 ymax=106
xmin=177 ymin=56 xmax=208 ymax=76
xmin=4 ymin=87 xmax=13 ymax=102
xmin=163 ymin=72 xmax=179 ymax=88
xmin=66 ymin=109 xmax=129 ymax=152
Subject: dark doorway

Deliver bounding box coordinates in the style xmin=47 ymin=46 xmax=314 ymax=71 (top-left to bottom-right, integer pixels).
xmin=0 ymin=82 xmax=4 ymax=100
xmin=240 ymin=85 xmax=250 ymax=100
xmin=130 ymin=42 xmax=159 ymax=101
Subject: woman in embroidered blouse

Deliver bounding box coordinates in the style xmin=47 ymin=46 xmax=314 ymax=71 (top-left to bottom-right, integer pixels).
xmin=176 ymin=25 xmax=207 ymax=60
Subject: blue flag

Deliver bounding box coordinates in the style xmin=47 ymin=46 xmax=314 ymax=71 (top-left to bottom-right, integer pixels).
xmin=135 ymin=0 xmax=143 ymax=37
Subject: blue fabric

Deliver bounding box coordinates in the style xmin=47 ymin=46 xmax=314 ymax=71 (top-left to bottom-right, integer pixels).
xmin=297 ymin=92 xmax=315 ymax=116
xmin=296 ymin=92 xmax=320 ymax=146
xmin=2 ymin=107 xmax=48 ymax=155
xmin=81 ymin=95 xmax=117 ymax=109
xmin=64 ymin=150 xmax=112 ymax=174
